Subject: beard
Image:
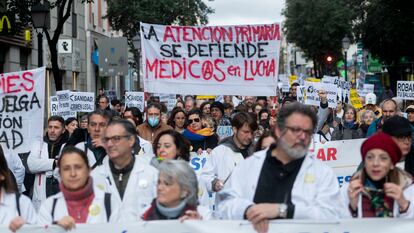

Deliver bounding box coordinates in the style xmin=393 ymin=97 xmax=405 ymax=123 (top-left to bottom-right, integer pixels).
xmin=278 ymin=136 xmax=310 ymax=160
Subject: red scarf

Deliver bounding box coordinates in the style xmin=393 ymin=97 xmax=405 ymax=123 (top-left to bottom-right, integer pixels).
xmin=59 ymin=177 xmax=95 ymax=223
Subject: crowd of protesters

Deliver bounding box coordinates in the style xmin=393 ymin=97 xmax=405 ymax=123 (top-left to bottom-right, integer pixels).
xmin=1 ymin=85 xmax=414 ymax=233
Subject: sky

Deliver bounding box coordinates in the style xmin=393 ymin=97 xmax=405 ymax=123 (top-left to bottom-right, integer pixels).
xmin=207 ymin=0 xmax=285 ymax=26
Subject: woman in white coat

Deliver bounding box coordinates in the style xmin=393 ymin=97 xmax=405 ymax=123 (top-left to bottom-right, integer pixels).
xmin=38 ymin=146 xmax=118 ymax=230
xmin=342 ymin=132 xmax=414 ymax=218
xmin=0 ymin=145 xmax=37 ymax=232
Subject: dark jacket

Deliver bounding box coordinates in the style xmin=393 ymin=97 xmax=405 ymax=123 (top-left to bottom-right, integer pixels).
xmin=331 ymin=122 xmax=363 ymax=141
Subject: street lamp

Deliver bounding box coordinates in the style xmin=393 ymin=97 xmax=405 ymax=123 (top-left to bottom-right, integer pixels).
xmin=31 ymin=2 xmax=50 ymax=67
xmin=132 ymin=34 xmax=141 ymax=91
xmin=342 ymin=35 xmax=351 ymax=82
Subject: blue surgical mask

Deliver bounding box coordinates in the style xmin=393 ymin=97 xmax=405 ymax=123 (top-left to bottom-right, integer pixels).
xmin=148 ymin=116 xmax=160 ymax=127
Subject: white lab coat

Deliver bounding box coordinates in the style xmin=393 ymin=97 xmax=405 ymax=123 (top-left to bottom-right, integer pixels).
xmin=138 ymin=136 xmax=153 ymax=155
xmin=340 ymin=177 xmax=414 ymax=218
xmin=200 ymin=144 xmax=244 ymax=192
xmin=4 ymin=150 xmax=26 ymax=193
xmin=218 ymin=149 xmax=346 ymax=220
xmin=0 ymin=188 xmax=37 ymax=225
xmin=37 ymin=185 xmax=120 ymax=224
xmin=74 ymin=142 xmax=100 ymax=167
xmin=28 ymin=141 xmax=58 ymax=211
xmin=91 ymin=156 xmax=158 ymax=221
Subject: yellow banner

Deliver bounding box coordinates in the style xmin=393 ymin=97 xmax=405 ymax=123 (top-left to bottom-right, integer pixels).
xmin=306 ymin=78 xmax=320 ymax=83
xmin=196 ymin=95 xmax=215 ymax=100
xmin=289 ymin=75 xmax=297 ymax=85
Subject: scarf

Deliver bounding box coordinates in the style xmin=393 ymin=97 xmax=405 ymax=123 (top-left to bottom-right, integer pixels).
xmin=142 ymin=199 xmax=196 ymax=220
xmin=59 ymin=177 xmax=95 ymax=223
xmin=343 ymin=120 xmax=356 ymax=129
xmin=363 ymin=177 xmax=393 ymax=217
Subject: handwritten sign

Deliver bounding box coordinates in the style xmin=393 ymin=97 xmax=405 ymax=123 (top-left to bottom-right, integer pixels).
xmin=141 ymin=23 xmax=281 ymax=96
xmin=56 ymin=90 xmax=76 ymax=119
xmin=0 ymin=68 xmax=45 ymax=154
xmin=69 ymin=92 xmax=95 ymax=113
xmin=125 ymin=91 xmax=145 ymax=112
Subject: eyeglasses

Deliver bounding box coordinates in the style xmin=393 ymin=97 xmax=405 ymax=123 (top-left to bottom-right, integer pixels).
xmin=285 ymin=126 xmax=313 ymax=137
xmin=188 ymin=118 xmax=200 ymax=124
xmin=103 ymin=135 xmax=131 ymax=144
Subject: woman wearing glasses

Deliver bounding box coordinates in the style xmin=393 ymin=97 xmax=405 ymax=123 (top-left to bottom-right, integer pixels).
xmin=342 ymin=132 xmax=414 ymax=218
xmin=183 ymin=109 xmax=219 ymax=154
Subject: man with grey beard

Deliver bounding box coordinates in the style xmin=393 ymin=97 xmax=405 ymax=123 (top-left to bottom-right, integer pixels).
xmin=218 ymin=102 xmax=345 ymax=233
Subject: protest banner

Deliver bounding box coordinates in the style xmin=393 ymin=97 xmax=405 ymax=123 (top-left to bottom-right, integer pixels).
xmin=304 ymin=81 xmax=337 ymax=108
xmin=350 ymin=89 xmax=363 ymax=109
xmin=397 ymin=81 xmax=414 ymax=100
xmin=50 ymin=95 xmax=59 ymax=116
xmin=141 ymin=23 xmax=281 ymax=96
xmin=69 ymin=92 xmax=95 ymax=113
xmin=3 ymin=218 xmax=414 ymax=233
xmin=289 ymin=75 xmax=297 ymax=85
xmin=0 ymin=67 xmax=45 ymax=154
xmin=125 ymin=91 xmax=145 ymax=112
xmin=309 ymin=138 xmax=364 ymax=187
xmin=216 ymin=125 xmax=233 ymax=140
xmin=358 ymin=83 xmax=374 ymax=97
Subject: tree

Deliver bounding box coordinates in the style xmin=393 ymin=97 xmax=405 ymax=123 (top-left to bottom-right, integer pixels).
xmin=350 ymin=0 xmax=414 ymax=90
xmin=106 ymin=0 xmax=214 ymax=40
xmin=4 ymin=0 xmax=92 ymax=91
xmin=283 ymin=0 xmax=352 ymax=78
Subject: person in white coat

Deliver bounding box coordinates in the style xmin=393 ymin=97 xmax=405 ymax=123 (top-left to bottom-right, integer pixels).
xmin=218 ymin=102 xmax=345 ymax=233
xmin=142 ymin=160 xmax=211 ymax=220
xmin=91 ymin=119 xmax=158 ymax=221
xmin=0 ymin=145 xmax=37 ymax=232
xmin=38 ymin=146 xmax=118 ymax=230
xmin=200 ymin=112 xmax=257 ymax=194
xmin=67 ymin=110 xmax=111 ymax=168
xmin=28 ymin=116 xmax=69 ymax=211
xmin=4 ymin=149 xmax=25 ymax=193
xmin=341 ymin=132 xmax=414 ymax=218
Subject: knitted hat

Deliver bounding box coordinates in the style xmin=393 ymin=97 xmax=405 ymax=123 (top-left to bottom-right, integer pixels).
xmin=361 ymin=132 xmax=402 ymax=165
xmin=382 ymin=115 xmax=412 ymax=137
xmin=210 ymin=101 xmax=224 ymax=115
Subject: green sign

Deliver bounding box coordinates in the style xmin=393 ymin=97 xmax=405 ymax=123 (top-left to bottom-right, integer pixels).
xmin=368 ymin=57 xmax=382 ymax=73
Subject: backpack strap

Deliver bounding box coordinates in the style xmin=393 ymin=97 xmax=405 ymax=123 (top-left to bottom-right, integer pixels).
xmin=51 ymin=198 xmax=58 ymax=221
xmin=15 ymin=192 xmax=21 ymax=216
xmin=104 ymin=193 xmax=111 ymax=221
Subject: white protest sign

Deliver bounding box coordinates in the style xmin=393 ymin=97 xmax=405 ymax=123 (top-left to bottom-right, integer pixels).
xmin=309 ymin=139 xmax=364 ymax=187
xmin=167 ymin=97 xmax=177 ymax=111
xmin=322 ymin=76 xmax=351 ymax=103
xmin=321 ymin=75 xmax=338 ymax=84
xmin=125 ymin=91 xmax=145 ymax=112
xmin=216 ymin=126 xmax=233 ymax=140
xmin=0 ymin=67 xmax=45 ymax=154
xmin=141 ymin=23 xmax=281 ymax=96
xmin=279 ymin=74 xmax=290 ymax=92
xmin=50 ymin=95 xmax=59 ymax=116
xmin=296 ymin=85 xmax=305 ymax=103
xmin=304 ymin=81 xmax=337 ymax=108
xmin=69 ymin=92 xmax=95 ymax=113
xmin=56 ymin=90 xmax=76 ymax=119
xmin=397 ymin=81 xmax=414 ymax=100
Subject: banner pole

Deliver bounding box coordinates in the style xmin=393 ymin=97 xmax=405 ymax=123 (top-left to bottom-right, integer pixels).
xmin=46 ymin=69 xmax=51 ymax=118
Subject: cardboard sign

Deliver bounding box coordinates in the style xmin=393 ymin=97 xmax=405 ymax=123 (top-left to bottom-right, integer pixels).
xmin=125 ymin=91 xmax=145 ymax=112
xmin=304 ymin=82 xmax=337 ymax=108
xmin=69 ymin=92 xmax=95 ymax=113
xmin=216 ymin=126 xmax=233 ymax=140
xmin=350 ymin=89 xmax=363 ymax=109
xmin=397 ymin=81 xmax=414 ymax=100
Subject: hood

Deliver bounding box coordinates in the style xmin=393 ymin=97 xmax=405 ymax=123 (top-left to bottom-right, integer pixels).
xmin=219 ymin=135 xmax=255 ymax=155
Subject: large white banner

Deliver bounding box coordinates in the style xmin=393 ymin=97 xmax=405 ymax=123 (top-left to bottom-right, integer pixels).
xmin=309 ymin=139 xmax=364 ymax=187
xmin=397 ymin=81 xmax=414 ymax=100
xmin=0 ymin=67 xmax=45 ymax=154
xmin=141 ymin=23 xmax=281 ymax=96
xmin=3 ymin=219 xmax=414 ymax=233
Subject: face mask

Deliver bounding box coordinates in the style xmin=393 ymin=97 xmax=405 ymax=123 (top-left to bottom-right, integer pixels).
xmin=148 ymin=116 xmax=160 ymax=127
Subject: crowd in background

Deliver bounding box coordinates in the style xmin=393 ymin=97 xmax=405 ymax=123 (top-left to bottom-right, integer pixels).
xmin=1 ymin=85 xmax=414 ymax=233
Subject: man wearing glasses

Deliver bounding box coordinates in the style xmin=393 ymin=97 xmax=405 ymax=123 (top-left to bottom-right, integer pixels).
xmin=92 ymin=119 xmax=158 ymax=220
xmin=218 ymin=102 xmax=344 ymax=233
